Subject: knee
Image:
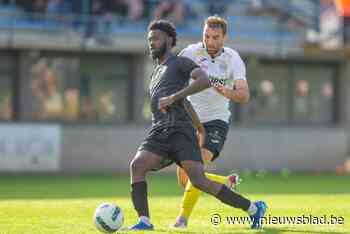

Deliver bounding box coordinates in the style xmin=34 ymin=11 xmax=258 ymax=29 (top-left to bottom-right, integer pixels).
xmin=130 ymin=157 xmax=146 ymax=174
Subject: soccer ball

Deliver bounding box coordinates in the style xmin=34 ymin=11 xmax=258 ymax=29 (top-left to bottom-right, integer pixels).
xmin=93 ymin=203 xmax=124 ymax=233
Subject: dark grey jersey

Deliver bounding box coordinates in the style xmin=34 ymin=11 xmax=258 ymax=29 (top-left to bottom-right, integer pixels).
xmin=149 ymin=56 xmax=199 ymax=129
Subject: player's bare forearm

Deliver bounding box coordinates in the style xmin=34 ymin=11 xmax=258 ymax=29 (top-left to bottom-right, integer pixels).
xmin=215 ymin=79 xmax=250 ymax=103
xmin=172 ymin=68 xmax=210 ymax=102
xmin=184 ymin=99 xmax=204 ymax=131
xmin=225 ymin=87 xmax=250 ymax=103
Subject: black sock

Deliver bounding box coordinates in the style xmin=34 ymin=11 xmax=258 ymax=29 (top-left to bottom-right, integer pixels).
xmin=131 ymin=181 xmax=149 ymax=218
xmin=215 ymin=185 xmax=251 ymax=211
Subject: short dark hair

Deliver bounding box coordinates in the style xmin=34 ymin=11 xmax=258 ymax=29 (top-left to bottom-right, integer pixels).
xmin=148 ymin=20 xmax=177 ymax=47
xmin=204 ymin=15 xmax=228 ymax=35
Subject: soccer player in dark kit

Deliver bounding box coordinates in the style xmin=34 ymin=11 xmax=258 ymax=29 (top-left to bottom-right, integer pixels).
xmin=129 ymin=20 xmax=267 ymax=231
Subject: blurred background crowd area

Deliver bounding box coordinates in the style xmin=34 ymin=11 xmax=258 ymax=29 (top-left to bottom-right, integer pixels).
xmin=0 ymin=0 xmax=320 ymax=25
xmin=0 ymin=0 xmax=348 ymax=45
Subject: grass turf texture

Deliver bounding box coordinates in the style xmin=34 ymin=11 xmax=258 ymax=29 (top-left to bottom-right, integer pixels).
xmin=0 ymin=173 xmax=349 ymax=234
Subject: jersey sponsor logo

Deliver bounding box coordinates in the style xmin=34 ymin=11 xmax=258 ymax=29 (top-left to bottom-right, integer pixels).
xmin=209 ymin=75 xmax=227 ymax=87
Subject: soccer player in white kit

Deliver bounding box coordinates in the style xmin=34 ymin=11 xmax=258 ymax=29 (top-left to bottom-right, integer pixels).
xmin=172 ymin=16 xmax=267 ymax=229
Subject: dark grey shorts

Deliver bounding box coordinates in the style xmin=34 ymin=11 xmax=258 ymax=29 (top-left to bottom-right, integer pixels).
xmin=138 ymin=126 xmax=202 ymax=171
xmin=202 ymin=120 xmax=229 ymax=161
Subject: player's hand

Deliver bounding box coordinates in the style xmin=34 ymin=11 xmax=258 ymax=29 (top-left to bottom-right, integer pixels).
xmin=158 ymin=95 xmax=175 ymax=113
xmin=197 ymin=126 xmax=205 ymax=148
xmin=214 ymin=84 xmax=229 ymax=97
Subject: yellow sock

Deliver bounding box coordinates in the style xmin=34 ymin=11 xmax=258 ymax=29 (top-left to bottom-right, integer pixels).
xmin=178 ymin=173 xmax=227 ymax=220
xmin=205 ymin=172 xmax=227 ymax=184
xmin=178 ymin=180 xmax=201 ymax=220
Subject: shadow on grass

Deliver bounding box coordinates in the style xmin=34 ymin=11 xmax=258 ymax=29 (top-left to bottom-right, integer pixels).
xmin=0 ymin=174 xmax=349 ymax=199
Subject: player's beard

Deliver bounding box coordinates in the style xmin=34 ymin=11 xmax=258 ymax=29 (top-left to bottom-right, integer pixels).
xmin=150 ymin=42 xmax=167 ymax=60
xmin=206 ymin=47 xmax=220 ymax=56
xmin=204 ymin=42 xmax=224 ymax=57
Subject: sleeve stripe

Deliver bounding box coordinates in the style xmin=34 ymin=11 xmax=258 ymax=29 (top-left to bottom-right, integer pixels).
xmin=178 ymin=48 xmax=186 ymax=56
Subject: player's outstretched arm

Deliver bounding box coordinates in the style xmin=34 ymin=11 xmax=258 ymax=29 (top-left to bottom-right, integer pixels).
xmin=158 ymin=68 xmax=210 ymax=112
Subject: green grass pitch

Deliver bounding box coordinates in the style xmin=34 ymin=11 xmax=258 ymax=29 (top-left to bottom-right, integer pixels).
xmin=0 ymin=173 xmax=349 ymax=234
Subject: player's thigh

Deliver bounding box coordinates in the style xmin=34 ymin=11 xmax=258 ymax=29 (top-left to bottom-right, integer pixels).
xmin=180 ymin=160 xmax=207 ymax=188
xmin=177 ymin=149 xmax=211 ymax=188
xmin=176 ymin=149 xmax=211 ymax=178
xmin=180 ymin=160 xmax=221 ymax=195
xmin=181 ymin=159 xmax=224 ymax=195
xmin=175 ymin=144 xmax=214 ymax=184
xmin=136 ymin=128 xmax=173 ymax=171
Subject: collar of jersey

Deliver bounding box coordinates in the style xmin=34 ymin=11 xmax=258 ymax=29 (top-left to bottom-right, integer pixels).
xmin=158 ymin=55 xmax=175 ymax=66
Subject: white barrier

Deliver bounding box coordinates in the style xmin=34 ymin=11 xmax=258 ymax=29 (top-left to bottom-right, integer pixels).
xmin=0 ymin=124 xmax=61 ymax=172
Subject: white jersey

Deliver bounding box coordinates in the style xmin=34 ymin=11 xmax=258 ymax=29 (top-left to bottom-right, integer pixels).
xmin=179 ymin=42 xmax=247 ymax=123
